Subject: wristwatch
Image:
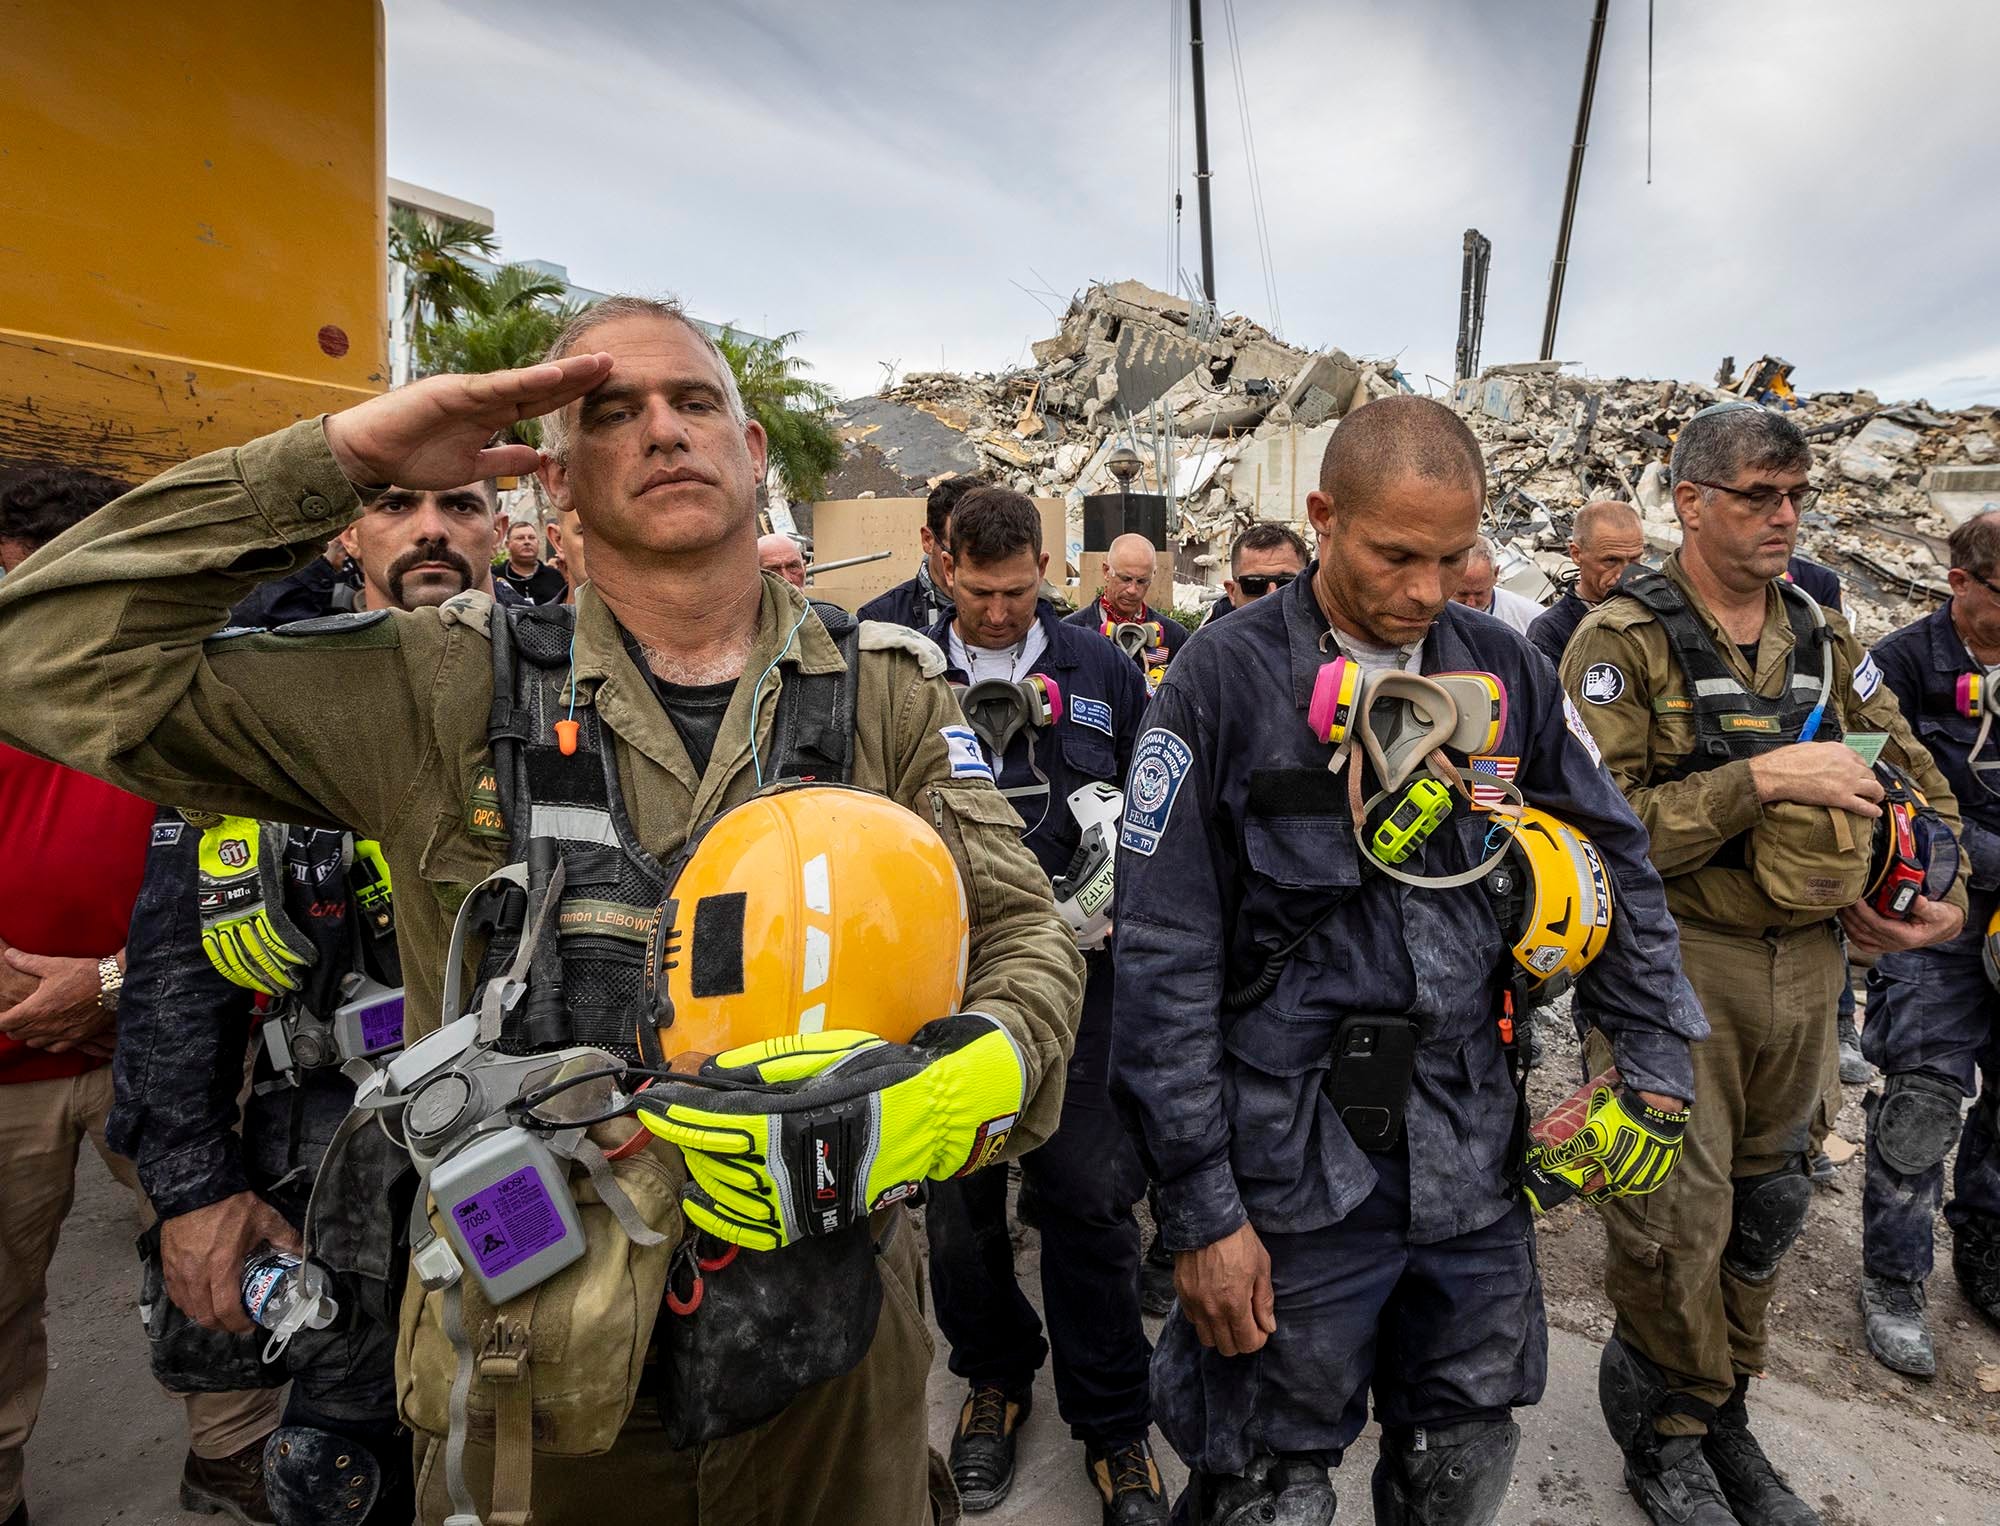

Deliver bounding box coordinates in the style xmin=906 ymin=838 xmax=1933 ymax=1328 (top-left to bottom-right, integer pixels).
xmin=97 ymin=956 xmax=123 ymax=1013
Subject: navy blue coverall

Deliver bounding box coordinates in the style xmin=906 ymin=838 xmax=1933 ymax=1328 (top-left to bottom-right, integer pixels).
xmin=1110 ymin=568 xmax=1703 ymax=1475
xmin=1862 ymin=603 xmax=2000 ymax=1282
xmin=858 ymin=566 xmax=953 ymax=631
xmin=922 ymin=602 xmax=1155 ymax=1445
xmin=112 ymin=816 xmax=410 ymax=1524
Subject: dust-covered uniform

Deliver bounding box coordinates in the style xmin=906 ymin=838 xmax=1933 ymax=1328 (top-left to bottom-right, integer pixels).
xmin=1860 ymin=604 xmax=2000 ymax=1285
xmin=0 ymin=418 xmax=1085 ymax=1526
xmin=1111 ymin=568 xmax=1700 ymax=1507
xmin=1561 ymin=554 xmax=1966 ymax=1433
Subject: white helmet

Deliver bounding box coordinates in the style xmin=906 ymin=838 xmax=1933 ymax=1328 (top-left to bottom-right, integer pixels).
xmin=1053 ymin=781 xmax=1123 ymax=951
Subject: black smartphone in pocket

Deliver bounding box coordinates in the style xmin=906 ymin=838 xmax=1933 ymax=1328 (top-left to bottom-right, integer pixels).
xmin=1323 ymin=1014 xmax=1419 ymax=1153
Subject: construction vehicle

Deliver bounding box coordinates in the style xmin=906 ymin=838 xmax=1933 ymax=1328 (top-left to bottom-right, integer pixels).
xmin=0 ymin=1 xmax=387 ymax=485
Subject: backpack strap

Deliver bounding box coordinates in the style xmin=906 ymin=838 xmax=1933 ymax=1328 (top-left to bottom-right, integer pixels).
xmin=767 ymin=601 xmax=862 ymax=785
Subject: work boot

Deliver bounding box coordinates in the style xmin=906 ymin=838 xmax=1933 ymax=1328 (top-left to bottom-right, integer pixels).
xmin=1807 ymin=1150 xmax=1838 ymax=1189
xmin=949 ymin=1383 xmax=1029 ymax=1511
xmin=1526 ymin=1012 xmax=1546 ymax=1071
xmin=1859 ymin=1274 xmax=1936 ymax=1378
xmin=1703 ymin=1379 xmax=1821 ymax=1526
xmin=180 ymin=1440 xmax=276 ymax=1524
xmin=1837 ymin=1013 xmax=1870 ymax=1085
xmin=1620 ymin=1435 xmax=1739 ymax=1525
xmin=1190 ymin=1458 xmax=1335 ymax=1526
xmin=1084 ymin=1436 xmax=1168 ymax=1524
xmin=1139 ymin=1229 xmax=1176 ymax=1317
xmin=1952 ymin=1214 xmax=2000 ymax=1330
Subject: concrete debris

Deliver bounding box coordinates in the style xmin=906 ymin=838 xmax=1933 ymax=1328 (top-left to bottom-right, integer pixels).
xmin=820 ymin=277 xmax=1995 ymax=641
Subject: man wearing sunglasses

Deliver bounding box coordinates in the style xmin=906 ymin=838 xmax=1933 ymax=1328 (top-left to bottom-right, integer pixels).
xmin=1065 ymin=532 xmax=1189 ymax=677
xmin=1562 ymin=401 xmax=1968 ymax=1526
xmin=1201 ymin=523 xmax=1309 ymax=627
xmin=1850 ymin=508 xmax=2000 ymax=1380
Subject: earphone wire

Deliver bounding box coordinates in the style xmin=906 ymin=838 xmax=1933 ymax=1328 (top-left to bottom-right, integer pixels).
xmin=747 ymin=598 xmax=816 ymax=787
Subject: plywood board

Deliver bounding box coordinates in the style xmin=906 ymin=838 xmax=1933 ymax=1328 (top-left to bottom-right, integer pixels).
xmin=808 ymin=496 xmax=1066 ymax=613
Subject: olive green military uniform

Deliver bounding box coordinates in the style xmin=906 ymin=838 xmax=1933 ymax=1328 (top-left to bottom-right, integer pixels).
xmin=0 ymin=419 xmax=1086 ymax=1523
xmin=1563 ymin=554 xmax=1967 ymax=1433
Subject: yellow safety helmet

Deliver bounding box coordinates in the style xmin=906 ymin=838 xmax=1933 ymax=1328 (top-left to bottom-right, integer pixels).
xmin=1487 ymin=806 xmax=1613 ymax=999
xmin=639 ymin=785 xmax=969 ymax=1064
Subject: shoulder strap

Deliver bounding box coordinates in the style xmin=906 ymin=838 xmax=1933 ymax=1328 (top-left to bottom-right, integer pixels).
xmin=767 ymin=602 xmax=861 ymax=784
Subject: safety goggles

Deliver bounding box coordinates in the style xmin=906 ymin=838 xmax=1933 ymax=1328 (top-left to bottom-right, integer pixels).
xmin=1236 ymin=572 xmax=1297 ymax=598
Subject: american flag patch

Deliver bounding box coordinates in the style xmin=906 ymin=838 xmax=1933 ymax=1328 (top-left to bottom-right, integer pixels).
xmin=1468 ymin=754 xmax=1518 ymax=811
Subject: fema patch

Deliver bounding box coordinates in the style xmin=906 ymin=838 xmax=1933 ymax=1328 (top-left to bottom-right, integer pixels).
xmin=941 ymin=725 xmax=994 ymax=781
xmin=1563 ymin=695 xmax=1604 ymax=765
xmin=1580 ymin=662 xmax=1625 ymax=705
xmin=1854 ymin=653 xmax=1883 ymax=702
xmin=1121 ymin=727 xmax=1193 ymax=857
xmin=1070 ymin=695 xmax=1114 ymax=737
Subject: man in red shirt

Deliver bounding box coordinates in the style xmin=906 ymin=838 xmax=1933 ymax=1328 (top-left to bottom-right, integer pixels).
xmin=0 ymin=469 xmax=282 ymax=1526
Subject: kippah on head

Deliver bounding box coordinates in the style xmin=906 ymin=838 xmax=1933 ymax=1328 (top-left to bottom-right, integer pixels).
xmin=1319 ymin=395 xmax=1487 ymax=509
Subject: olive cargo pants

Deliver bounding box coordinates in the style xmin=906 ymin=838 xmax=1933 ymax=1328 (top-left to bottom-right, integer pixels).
xmin=1592 ymin=921 xmax=1840 ymax=1434
xmin=414 ymin=1211 xmax=950 ymax=1525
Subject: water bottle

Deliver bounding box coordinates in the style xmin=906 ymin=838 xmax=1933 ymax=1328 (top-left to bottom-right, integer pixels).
xmin=241 ymin=1248 xmax=339 ymax=1359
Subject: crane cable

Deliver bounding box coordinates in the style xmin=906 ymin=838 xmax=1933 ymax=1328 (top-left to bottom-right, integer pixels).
xmin=1222 ymin=0 xmax=1283 ymax=337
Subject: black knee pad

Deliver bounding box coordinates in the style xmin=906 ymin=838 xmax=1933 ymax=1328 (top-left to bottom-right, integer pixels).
xmin=263 ymin=1426 xmax=383 ymax=1526
xmin=1871 ymin=1072 xmax=1964 ymax=1176
xmin=1370 ymin=1418 xmax=1519 ymax=1526
xmin=1721 ymin=1168 xmax=1813 ymax=1284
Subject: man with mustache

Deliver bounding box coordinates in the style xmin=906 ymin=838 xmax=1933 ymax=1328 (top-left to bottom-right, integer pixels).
xmin=103 ymin=470 xmax=513 ymax=1525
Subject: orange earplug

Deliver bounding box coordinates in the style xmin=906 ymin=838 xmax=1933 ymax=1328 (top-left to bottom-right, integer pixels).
xmin=553 ymin=718 xmax=581 ymax=756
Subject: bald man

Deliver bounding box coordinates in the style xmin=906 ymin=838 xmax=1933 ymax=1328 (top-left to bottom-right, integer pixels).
xmin=756 ymin=532 xmax=807 ymax=589
xmin=1450 ymin=536 xmax=1543 ymax=636
xmin=1065 ymin=532 xmax=1188 ymax=684
xmin=1111 ymin=394 xmax=1700 ymax=1523
xmin=1529 ymin=500 xmax=1646 ymax=666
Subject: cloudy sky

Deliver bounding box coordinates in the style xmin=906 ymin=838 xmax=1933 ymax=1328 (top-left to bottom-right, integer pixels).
xmin=385 ymin=0 xmax=1999 ymax=408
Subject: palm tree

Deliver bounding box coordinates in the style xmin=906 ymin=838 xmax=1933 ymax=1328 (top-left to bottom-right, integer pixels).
xmin=416 ymin=264 xmax=579 ymax=444
xmin=388 ymin=207 xmax=499 ymax=338
xmin=712 ymin=327 xmax=844 ymax=503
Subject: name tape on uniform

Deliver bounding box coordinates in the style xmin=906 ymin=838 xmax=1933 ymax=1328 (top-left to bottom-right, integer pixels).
xmin=1069 ymin=695 xmax=1114 ymax=737
xmin=1121 ymin=727 xmax=1193 ymax=857
xmin=940 ymin=726 xmax=994 ymax=781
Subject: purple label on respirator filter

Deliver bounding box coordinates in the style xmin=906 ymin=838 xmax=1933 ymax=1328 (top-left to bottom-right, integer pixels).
xmin=453 ymin=1166 xmax=564 ymax=1278
xmin=358 ymin=996 xmax=404 ymax=1053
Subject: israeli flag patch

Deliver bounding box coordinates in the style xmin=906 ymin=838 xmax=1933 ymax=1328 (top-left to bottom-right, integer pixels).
xmin=1070 ymin=695 xmax=1114 ymax=737
xmin=1121 ymin=727 xmax=1194 ymax=857
xmin=1854 ymin=653 xmax=1883 ymax=702
xmin=941 ymin=726 xmax=994 ymax=781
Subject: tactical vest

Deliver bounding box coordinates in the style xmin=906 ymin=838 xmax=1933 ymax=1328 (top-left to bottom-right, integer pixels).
xmin=473 ymin=600 xmax=861 ymax=1061
xmin=1612 ymin=568 xmax=1842 ymax=779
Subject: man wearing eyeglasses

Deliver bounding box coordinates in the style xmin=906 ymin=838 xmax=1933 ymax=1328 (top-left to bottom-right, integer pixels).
xmin=1562 ymin=401 xmax=1967 ymax=1526
xmin=1066 ymin=533 xmax=1189 ymax=679
xmin=1848 ymin=508 xmax=2000 ymax=1381
xmin=1200 ymin=523 xmax=1310 ymax=627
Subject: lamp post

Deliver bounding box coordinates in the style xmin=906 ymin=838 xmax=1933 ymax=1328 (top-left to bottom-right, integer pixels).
xmin=1106 ymin=444 xmax=1143 ymax=534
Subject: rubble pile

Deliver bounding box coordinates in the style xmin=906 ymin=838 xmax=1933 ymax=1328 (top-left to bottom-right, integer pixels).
xmin=1455 ymin=358 xmax=1999 ymax=641
xmin=820 ymin=280 xmax=1998 ymax=639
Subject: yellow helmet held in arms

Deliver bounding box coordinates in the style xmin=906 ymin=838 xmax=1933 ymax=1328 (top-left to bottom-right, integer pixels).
xmin=1485 ymin=806 xmax=1613 ymax=1002
xmin=639 ymin=785 xmax=969 ymax=1065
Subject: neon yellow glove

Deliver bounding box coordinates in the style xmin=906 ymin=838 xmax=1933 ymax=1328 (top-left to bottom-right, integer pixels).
xmin=1532 ymin=1085 xmax=1687 ymax=1201
xmin=350 ymin=838 xmax=395 ymax=937
xmin=635 ymin=1015 xmax=1028 ymax=1251
xmin=196 ymin=817 xmax=312 ymax=997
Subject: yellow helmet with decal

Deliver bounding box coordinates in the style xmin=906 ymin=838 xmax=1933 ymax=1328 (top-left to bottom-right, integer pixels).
xmin=1486 ymin=806 xmax=1613 ymax=1000
xmin=640 ymin=785 xmax=969 ymax=1064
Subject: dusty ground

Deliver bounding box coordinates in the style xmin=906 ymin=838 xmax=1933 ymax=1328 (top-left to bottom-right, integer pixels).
xmin=24 ymin=1006 xmax=2000 ymax=1524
